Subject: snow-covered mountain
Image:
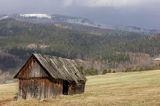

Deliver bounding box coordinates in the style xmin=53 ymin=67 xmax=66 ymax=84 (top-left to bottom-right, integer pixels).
xmin=0 ymin=14 xmax=97 ymax=26
xmin=0 ymin=13 xmax=159 ymax=34
xmin=14 ymin=14 xmax=98 ymax=27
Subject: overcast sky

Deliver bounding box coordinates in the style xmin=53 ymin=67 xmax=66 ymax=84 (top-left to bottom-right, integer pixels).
xmin=0 ymin=0 xmax=160 ymax=29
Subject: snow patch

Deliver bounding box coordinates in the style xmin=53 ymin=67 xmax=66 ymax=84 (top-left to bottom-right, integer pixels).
xmin=0 ymin=16 xmax=9 ymax=20
xmin=20 ymin=14 xmax=51 ymax=19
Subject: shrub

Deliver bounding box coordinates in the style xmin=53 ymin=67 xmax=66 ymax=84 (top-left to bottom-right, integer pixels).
xmin=78 ymin=66 xmax=98 ymax=76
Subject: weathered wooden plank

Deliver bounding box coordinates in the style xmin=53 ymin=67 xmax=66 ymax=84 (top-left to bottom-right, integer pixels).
xmin=17 ymin=57 xmax=49 ymax=79
xmin=18 ymin=78 xmax=64 ymax=99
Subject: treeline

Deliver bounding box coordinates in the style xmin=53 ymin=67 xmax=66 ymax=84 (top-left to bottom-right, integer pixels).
xmin=78 ymin=64 xmax=160 ymax=76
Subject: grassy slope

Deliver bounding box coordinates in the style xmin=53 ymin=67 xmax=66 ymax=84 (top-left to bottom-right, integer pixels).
xmin=1 ymin=70 xmax=160 ymax=106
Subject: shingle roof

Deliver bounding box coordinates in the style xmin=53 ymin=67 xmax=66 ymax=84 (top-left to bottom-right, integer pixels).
xmin=14 ymin=53 xmax=86 ymax=83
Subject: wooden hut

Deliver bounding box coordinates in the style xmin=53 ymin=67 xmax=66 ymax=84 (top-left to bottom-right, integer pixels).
xmin=14 ymin=53 xmax=86 ymax=99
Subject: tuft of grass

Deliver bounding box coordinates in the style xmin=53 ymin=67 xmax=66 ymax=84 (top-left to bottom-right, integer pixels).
xmin=1 ymin=70 xmax=160 ymax=106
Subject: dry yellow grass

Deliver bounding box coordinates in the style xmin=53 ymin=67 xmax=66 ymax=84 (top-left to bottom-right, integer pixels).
xmin=0 ymin=83 xmax=18 ymax=101
xmin=1 ymin=70 xmax=160 ymax=106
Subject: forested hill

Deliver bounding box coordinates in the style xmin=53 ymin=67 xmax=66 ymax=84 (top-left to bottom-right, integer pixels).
xmin=0 ymin=18 xmax=160 ymax=73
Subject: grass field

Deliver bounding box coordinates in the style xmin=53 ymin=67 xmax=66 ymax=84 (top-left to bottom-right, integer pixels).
xmin=1 ymin=70 xmax=160 ymax=106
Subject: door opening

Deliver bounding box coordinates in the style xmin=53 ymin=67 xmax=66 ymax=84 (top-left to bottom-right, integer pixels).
xmin=63 ymin=80 xmax=69 ymax=95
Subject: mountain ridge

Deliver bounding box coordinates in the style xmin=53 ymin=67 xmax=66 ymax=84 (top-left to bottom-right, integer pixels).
xmin=0 ymin=13 xmax=159 ymax=34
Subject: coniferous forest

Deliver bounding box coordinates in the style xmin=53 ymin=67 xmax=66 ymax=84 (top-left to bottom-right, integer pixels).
xmin=0 ymin=18 xmax=160 ymax=75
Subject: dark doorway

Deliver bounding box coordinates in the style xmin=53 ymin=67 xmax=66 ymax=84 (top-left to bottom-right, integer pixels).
xmin=63 ymin=80 xmax=69 ymax=95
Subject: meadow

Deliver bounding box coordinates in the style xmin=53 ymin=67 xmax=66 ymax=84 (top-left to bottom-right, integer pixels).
xmin=1 ymin=70 xmax=160 ymax=106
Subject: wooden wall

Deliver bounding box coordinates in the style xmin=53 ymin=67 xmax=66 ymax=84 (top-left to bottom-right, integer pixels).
xmin=19 ymin=78 xmax=63 ymax=99
xmin=17 ymin=57 xmax=49 ymax=79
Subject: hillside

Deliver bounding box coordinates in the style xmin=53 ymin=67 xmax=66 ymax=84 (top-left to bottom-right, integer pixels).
xmin=1 ymin=70 xmax=160 ymax=106
xmin=0 ymin=18 xmax=160 ymax=73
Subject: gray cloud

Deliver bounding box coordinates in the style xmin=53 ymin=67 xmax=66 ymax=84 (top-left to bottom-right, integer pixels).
xmin=0 ymin=0 xmax=159 ymax=29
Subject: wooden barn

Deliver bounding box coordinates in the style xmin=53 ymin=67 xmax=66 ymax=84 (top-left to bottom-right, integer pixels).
xmin=14 ymin=53 xmax=86 ymax=99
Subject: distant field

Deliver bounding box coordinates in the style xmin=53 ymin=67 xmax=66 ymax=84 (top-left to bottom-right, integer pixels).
xmin=1 ymin=70 xmax=160 ymax=106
